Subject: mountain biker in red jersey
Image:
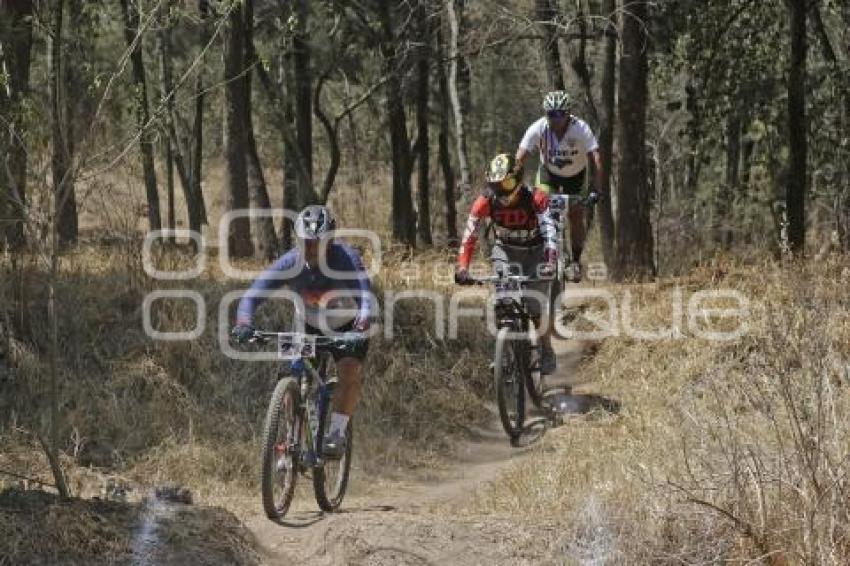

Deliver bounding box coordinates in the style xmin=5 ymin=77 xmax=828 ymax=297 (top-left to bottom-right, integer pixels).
xmin=454 ymin=153 xmax=559 ymax=375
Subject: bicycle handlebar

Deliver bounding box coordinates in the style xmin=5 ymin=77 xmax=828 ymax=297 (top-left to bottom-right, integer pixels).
xmin=547 ymin=194 xmax=594 ymax=210
xmin=249 ymin=330 xmax=365 ymax=349
xmin=465 ymin=274 xmax=553 ymax=286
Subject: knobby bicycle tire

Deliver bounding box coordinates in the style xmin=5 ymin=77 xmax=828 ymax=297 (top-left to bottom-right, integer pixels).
xmin=312 ymin=356 xmax=353 ymax=512
xmin=261 ymin=377 xmax=300 ymax=519
xmin=494 ymin=327 xmax=526 ymax=442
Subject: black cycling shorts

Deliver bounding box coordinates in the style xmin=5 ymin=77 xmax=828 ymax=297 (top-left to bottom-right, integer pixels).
xmin=536 ymin=166 xmax=587 ymax=195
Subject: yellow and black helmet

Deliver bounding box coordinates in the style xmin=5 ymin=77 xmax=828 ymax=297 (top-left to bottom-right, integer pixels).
xmin=485 ymin=153 xmax=523 ymax=195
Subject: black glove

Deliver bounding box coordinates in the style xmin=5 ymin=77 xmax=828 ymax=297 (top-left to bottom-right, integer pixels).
xmin=454 ymin=267 xmax=473 ymax=286
xmin=230 ymin=324 xmax=255 ymax=343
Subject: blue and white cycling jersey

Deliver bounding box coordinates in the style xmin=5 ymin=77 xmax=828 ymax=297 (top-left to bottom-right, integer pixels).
xmin=236 ymin=242 xmax=372 ymax=330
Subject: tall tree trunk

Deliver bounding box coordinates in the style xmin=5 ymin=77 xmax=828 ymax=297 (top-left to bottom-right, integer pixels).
xmin=811 ymin=2 xmax=848 ymax=250
xmin=223 ymin=1 xmax=253 ymax=257
xmin=119 ymin=0 xmax=161 ymax=232
xmin=716 ymin=113 xmax=740 ymax=250
xmin=280 ymin=47 xmax=297 ymax=249
xmin=535 ymin=0 xmax=566 ymax=91
xmin=614 ymin=0 xmax=654 ymax=279
xmin=293 ymin=0 xmax=313 ymax=207
xmin=159 ymin=5 xmax=176 ymax=243
xmin=243 ymin=0 xmax=278 ymax=259
xmin=786 ymin=0 xmax=807 ymax=254
xmin=159 ymin=2 xmax=195 ymax=245
xmin=378 ymin=2 xmax=415 ymax=247
xmin=416 ymin=8 xmax=432 ymax=246
xmin=684 ymin=81 xmax=702 ymax=225
xmin=189 ymin=0 xmax=209 ymax=235
xmin=597 ymin=0 xmax=617 ymax=267
xmin=50 ymin=0 xmax=76 ymax=245
xmin=446 ymin=0 xmax=471 ymax=196
xmin=436 ymin=24 xmax=458 ymax=244
xmin=0 ymin=0 xmax=34 ymax=248
xmin=569 ymin=0 xmax=599 ymax=126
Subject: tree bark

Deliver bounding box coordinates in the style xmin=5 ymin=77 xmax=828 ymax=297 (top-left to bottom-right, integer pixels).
xmin=569 ymin=0 xmax=599 ymax=126
xmin=243 ymin=0 xmax=278 ymax=260
xmin=446 ymin=0 xmax=471 ymax=196
xmin=50 ymin=0 xmax=76 ymax=245
xmin=785 ymin=0 xmax=807 ymax=254
xmin=378 ymin=2 xmax=416 ymax=247
xmin=119 ymin=0 xmax=161 ymax=232
xmin=597 ymin=0 xmax=617 ymax=267
xmin=535 ymin=0 xmax=566 ymax=91
xmin=189 ymin=0 xmax=209 ymax=234
xmin=312 ymin=74 xmax=341 ymax=204
xmin=292 ymin=0 xmax=313 ymax=200
xmin=416 ymin=8 xmax=433 ymax=246
xmin=223 ymin=1 xmax=253 ymax=257
xmin=0 ymin=0 xmax=34 ymax=248
xmin=717 ymin=113 xmax=740 ymax=250
xmin=280 ymin=46 xmax=298 ymax=249
xmin=436 ymin=24 xmax=458 ymax=244
xmin=159 ymin=5 xmax=175 ymax=243
xmin=811 ymin=2 xmax=849 ymax=250
xmin=614 ymin=0 xmax=654 ymax=279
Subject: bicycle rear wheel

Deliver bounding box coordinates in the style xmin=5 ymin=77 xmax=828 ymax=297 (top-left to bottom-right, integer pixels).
xmin=494 ymin=327 xmax=526 ymax=442
xmin=313 ymin=356 xmax=353 ymax=512
xmin=261 ymin=377 xmax=300 ymax=519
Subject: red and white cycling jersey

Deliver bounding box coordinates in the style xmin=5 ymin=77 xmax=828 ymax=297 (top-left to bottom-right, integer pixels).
xmin=456 ymin=185 xmax=557 ymax=268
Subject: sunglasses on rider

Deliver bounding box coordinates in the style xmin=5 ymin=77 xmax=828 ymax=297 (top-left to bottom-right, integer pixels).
xmin=489 ymin=175 xmax=517 ymax=195
xmin=546 ymin=110 xmax=567 ymax=119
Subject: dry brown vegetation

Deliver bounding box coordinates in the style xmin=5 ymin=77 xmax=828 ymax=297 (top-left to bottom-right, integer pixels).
xmin=0 ymin=244 xmax=491 ymax=505
xmin=457 ymin=254 xmax=850 ymax=564
xmin=2 ymin=233 xmax=849 ymax=564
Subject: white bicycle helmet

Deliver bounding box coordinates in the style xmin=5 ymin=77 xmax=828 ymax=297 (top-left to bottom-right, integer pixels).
xmin=542 ymin=90 xmax=571 ymax=114
xmin=294 ymin=205 xmax=336 ymax=240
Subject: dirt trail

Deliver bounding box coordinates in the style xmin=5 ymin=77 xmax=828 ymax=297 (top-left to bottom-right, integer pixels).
xmin=244 ymin=337 xmax=588 ymax=566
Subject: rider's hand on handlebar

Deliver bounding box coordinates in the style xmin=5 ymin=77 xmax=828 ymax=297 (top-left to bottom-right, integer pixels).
xmin=454 ymin=267 xmax=473 ymax=286
xmin=230 ymin=323 xmax=255 ymax=343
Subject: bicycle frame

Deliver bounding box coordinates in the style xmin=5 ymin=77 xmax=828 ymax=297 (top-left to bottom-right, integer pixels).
xmin=548 ymin=194 xmax=590 ymax=285
xmin=255 ymin=332 xmax=343 ymax=469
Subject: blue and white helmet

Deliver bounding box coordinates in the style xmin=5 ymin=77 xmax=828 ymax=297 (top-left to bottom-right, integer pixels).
xmin=294 ymin=205 xmax=336 ymax=240
xmin=542 ymin=90 xmax=571 ymax=114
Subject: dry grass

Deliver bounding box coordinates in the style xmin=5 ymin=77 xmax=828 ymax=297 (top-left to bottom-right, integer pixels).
xmin=459 ymin=253 xmax=850 ymax=564
xmin=0 ymin=241 xmax=492 ymax=511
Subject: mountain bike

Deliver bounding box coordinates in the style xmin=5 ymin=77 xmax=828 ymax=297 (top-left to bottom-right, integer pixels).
xmin=470 ymin=274 xmax=548 ymax=444
xmin=548 ymin=194 xmax=594 ymax=288
xmin=244 ymin=330 xmax=361 ymax=519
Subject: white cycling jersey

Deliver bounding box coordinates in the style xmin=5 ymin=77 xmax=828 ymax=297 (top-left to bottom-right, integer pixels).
xmin=519 ymin=116 xmax=599 ymax=178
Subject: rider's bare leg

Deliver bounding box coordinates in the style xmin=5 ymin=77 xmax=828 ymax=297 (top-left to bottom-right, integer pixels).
xmin=332 ymin=357 xmax=362 ymax=416
xmin=568 ymin=205 xmax=586 ymax=262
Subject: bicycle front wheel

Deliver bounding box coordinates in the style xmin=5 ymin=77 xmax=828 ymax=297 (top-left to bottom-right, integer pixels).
xmin=494 ymin=327 xmax=526 ymax=442
xmin=261 ymin=377 xmax=300 ymax=519
xmin=313 ymin=356 xmax=353 ymax=512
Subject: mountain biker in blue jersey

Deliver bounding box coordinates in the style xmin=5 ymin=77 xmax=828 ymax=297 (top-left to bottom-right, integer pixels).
xmin=231 ymin=205 xmax=371 ymax=459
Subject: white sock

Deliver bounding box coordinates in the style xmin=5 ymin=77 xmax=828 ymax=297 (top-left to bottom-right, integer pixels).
xmin=330 ymin=413 xmax=350 ymax=436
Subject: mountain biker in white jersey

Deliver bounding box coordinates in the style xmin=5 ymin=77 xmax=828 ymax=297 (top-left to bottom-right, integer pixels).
xmin=514 ymin=90 xmax=606 ymax=282
xmin=231 ymin=205 xmax=371 ymax=459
